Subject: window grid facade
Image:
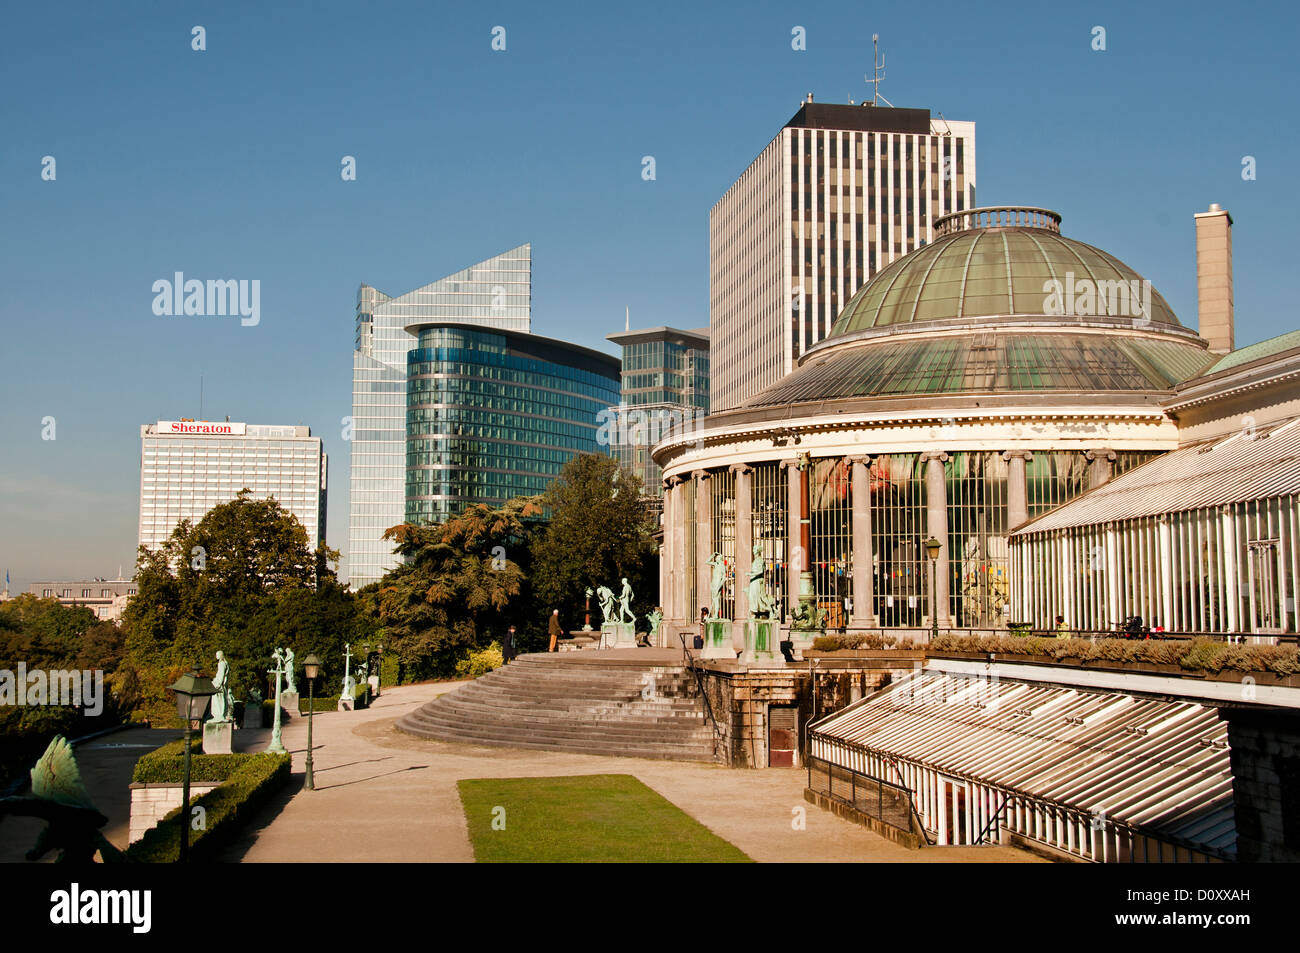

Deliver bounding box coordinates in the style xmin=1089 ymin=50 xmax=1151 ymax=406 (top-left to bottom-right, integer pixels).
xmin=750 ymin=463 xmax=789 ymax=621
xmin=810 ymin=458 xmax=853 ymax=627
xmin=708 ymin=469 xmax=737 ymax=620
xmin=947 ymin=452 xmax=1009 ymax=627
xmin=1016 ymin=494 xmax=1300 ymax=635
xmin=871 ymin=454 xmax=929 ymax=626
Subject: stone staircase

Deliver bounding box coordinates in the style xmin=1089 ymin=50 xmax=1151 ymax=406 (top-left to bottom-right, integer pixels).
xmin=396 ymin=652 xmax=717 ymax=762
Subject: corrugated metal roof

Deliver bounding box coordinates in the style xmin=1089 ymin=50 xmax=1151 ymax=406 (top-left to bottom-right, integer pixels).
xmin=1197 ymin=328 xmax=1300 ymax=377
xmin=812 ymin=670 xmax=1235 ymax=855
xmin=1012 ymin=417 xmax=1300 ymax=535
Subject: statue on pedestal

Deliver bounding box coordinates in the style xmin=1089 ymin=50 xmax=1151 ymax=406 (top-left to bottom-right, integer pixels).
xmin=283 ymin=647 xmax=297 ymax=694
xmin=617 ymin=577 xmax=636 ymax=625
xmin=595 ymin=585 xmax=617 ymax=625
xmin=208 ymin=650 xmax=234 ymax=723
xmin=747 ymin=544 xmax=777 ymax=621
xmin=707 ymin=553 xmax=726 ymax=619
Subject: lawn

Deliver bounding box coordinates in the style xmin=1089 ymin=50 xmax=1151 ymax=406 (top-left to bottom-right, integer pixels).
xmin=457 ymin=773 xmax=752 ymax=863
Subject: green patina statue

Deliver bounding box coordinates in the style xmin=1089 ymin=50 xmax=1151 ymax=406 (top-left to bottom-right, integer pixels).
xmin=208 ymin=650 xmax=234 ymax=723
xmin=0 ymin=736 xmax=125 ymax=862
xmin=746 ymin=543 xmax=778 ymax=621
xmin=707 ymin=552 xmax=726 ymax=618
xmin=617 ymin=577 xmax=636 ymax=625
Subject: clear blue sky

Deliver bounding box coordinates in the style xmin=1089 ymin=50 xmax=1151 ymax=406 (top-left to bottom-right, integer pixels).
xmin=1 ymin=0 xmax=1296 ymax=589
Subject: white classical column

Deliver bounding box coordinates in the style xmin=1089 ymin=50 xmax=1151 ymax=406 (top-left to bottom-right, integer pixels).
xmin=675 ymin=476 xmax=690 ymax=627
xmin=666 ymin=477 xmax=682 ymax=626
xmin=921 ymin=451 xmax=951 ymax=628
xmin=1221 ymin=504 xmax=1239 ymax=633
xmin=1105 ymin=523 xmax=1121 ymax=627
xmin=1158 ymin=514 xmax=1174 ymax=630
xmin=660 ymin=480 xmax=673 ymax=625
xmin=1003 ymin=450 xmax=1032 ymax=531
xmin=1087 ymin=448 xmax=1116 ymax=490
xmin=1061 ymin=530 xmax=1076 ymax=630
xmin=694 ymin=470 xmax=712 ymax=620
xmin=733 ymin=464 xmax=753 ymax=620
xmin=784 ymin=459 xmax=801 ymax=621
xmin=850 ymin=455 xmax=876 ymax=627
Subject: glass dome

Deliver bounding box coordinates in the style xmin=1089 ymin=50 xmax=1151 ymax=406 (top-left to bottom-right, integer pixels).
xmin=828 ymin=207 xmax=1182 ymax=337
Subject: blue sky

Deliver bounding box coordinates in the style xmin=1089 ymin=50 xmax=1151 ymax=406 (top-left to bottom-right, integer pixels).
xmin=1 ymin=0 xmax=1296 ymax=588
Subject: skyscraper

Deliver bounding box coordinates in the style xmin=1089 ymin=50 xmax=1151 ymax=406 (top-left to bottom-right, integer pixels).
xmin=349 ymin=244 xmax=531 ymax=590
xmin=604 ymin=324 xmax=709 ymax=502
xmin=138 ymin=420 xmax=327 ymax=553
xmin=710 ymin=98 xmax=976 ymax=411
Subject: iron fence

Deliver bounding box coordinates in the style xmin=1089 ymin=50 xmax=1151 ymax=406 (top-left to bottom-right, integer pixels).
xmin=807 ymin=755 xmax=918 ymax=836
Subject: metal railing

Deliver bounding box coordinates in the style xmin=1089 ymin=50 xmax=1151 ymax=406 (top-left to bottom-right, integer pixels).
xmin=806 ymin=755 xmax=925 ymax=841
xmin=678 ymin=630 xmax=722 ymax=760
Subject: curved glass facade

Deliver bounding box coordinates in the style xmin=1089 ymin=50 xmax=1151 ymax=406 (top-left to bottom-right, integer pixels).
xmin=404 ymin=326 xmax=621 ymax=523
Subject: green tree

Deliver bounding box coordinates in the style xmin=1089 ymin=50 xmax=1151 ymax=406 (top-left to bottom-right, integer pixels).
xmin=529 ymin=453 xmax=657 ymax=627
xmin=120 ymin=490 xmax=352 ymax=723
xmin=374 ymin=497 xmax=540 ymax=678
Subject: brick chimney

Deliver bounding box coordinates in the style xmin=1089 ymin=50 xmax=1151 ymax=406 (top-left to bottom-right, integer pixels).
xmin=1194 ymin=203 xmax=1234 ymax=353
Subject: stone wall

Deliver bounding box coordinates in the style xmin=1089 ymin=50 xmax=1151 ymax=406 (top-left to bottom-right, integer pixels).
xmin=699 ymin=657 xmax=920 ymax=768
xmin=129 ymin=781 xmax=222 ymax=844
xmin=1224 ymin=707 xmax=1300 ymax=862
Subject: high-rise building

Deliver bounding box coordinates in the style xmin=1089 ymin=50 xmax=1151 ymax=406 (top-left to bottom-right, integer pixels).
xmin=604 ymin=325 xmax=709 ymax=501
xmin=349 ymin=245 xmax=531 ymax=589
xmin=138 ymin=420 xmax=327 ymax=553
xmin=404 ymin=326 xmax=621 ymax=524
xmin=710 ymin=98 xmax=976 ymax=410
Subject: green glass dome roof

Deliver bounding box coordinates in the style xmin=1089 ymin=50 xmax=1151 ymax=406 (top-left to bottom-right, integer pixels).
xmin=828 ymin=207 xmax=1181 ymax=337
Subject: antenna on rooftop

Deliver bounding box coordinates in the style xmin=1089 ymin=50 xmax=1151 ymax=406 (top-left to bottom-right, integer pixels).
xmin=864 ymin=34 xmax=894 ymax=107
xmin=625 ymin=306 xmax=630 ymax=332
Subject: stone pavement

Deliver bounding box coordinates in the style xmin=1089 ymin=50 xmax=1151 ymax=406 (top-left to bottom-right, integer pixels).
xmin=215 ymin=682 xmax=1041 ymax=863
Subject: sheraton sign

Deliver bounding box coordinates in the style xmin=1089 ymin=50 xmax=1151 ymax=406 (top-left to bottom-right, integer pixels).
xmin=157 ymin=420 xmax=247 ymax=436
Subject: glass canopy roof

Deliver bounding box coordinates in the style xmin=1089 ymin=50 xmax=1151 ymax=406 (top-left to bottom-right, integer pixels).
xmin=743 ymin=332 xmax=1215 ymax=407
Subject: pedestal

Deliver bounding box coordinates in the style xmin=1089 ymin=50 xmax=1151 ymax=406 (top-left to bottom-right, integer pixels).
xmin=701 ymin=618 xmax=737 ymax=659
xmin=368 ymin=675 xmax=380 ymax=697
xmin=600 ymin=622 xmax=637 ymax=649
xmin=202 ymin=720 xmax=233 ymax=755
xmin=742 ymin=619 xmax=778 ymax=663
xmin=338 ymin=697 xmax=354 ymax=712
xmin=789 ymin=630 xmax=818 ymax=661
xmin=280 ymin=690 xmax=299 ymax=718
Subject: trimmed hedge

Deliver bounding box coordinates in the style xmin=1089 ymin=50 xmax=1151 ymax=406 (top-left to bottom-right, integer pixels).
xmin=132 ymin=737 xmax=251 ymax=785
xmin=454 ymin=642 xmax=503 ymax=679
xmin=126 ymin=750 xmax=291 ymax=862
xmin=929 ymin=633 xmax=1300 ymax=676
xmin=812 ymin=633 xmax=916 ymax=652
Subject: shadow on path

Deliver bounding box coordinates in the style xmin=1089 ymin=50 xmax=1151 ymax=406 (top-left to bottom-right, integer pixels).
xmin=315 ymin=764 xmax=429 ymax=791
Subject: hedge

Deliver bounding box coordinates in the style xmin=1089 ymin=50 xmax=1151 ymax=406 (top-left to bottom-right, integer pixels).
xmin=929 ymin=633 xmax=1300 ymax=676
xmin=125 ymin=750 xmax=292 ymax=863
xmin=132 ymin=737 xmax=250 ymax=785
xmin=812 ymin=633 xmax=917 ymax=652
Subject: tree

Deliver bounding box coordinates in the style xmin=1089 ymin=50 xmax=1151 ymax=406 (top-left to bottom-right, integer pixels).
xmin=529 ymin=453 xmax=657 ymax=626
xmin=373 ymin=497 xmax=540 ymax=678
xmin=120 ymin=490 xmax=353 ymax=723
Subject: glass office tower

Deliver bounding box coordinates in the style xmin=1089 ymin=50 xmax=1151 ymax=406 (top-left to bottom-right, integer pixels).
xmin=605 ymin=325 xmax=710 ymax=501
xmin=405 ymin=326 xmax=621 ymax=523
xmin=349 ymin=245 xmax=531 ymax=589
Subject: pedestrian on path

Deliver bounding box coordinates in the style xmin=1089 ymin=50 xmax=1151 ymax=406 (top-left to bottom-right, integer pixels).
xmin=548 ymin=609 xmax=563 ymax=652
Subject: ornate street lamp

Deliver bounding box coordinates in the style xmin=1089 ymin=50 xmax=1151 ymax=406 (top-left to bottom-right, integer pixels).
xmin=302 ymin=654 xmax=322 ymax=791
xmin=168 ymin=671 xmax=216 ymax=863
xmin=924 ymin=537 xmax=942 ymax=641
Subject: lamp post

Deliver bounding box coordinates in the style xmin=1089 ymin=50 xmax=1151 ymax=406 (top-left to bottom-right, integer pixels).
xmin=267 ymin=650 xmax=286 ymax=754
xmin=302 ymin=654 xmax=321 ymax=791
xmin=924 ymin=536 xmax=942 ymax=641
xmin=375 ymin=643 xmax=383 ymax=696
xmin=168 ymin=671 xmax=216 ymax=864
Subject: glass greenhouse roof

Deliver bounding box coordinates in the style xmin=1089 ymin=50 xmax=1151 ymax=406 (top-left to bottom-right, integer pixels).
xmin=743 ymin=332 xmax=1215 ymax=407
xmin=830 ymin=225 xmax=1182 ymax=336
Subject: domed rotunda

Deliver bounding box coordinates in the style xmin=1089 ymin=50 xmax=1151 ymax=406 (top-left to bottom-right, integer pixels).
xmin=655 ymin=206 xmax=1217 ymax=636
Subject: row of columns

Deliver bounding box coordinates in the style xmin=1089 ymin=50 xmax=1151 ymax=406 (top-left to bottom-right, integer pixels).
xmin=661 ymin=449 xmax=1121 ymax=631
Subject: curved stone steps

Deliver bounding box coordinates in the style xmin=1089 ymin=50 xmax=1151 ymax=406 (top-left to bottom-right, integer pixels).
xmin=396 ymin=651 xmax=717 ymax=761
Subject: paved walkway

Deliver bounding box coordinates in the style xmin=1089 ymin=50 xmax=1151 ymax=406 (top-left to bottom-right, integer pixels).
xmin=214 ymin=682 xmax=1040 ymax=863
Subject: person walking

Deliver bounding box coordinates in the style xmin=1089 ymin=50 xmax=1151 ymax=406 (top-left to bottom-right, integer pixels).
xmin=548 ymin=609 xmax=563 ymax=652
xmin=1054 ymin=615 xmax=1070 ymax=640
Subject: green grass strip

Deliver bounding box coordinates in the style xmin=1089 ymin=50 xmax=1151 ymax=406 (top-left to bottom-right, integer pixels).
xmin=457 ymin=773 xmax=752 ymax=863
